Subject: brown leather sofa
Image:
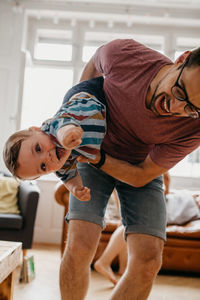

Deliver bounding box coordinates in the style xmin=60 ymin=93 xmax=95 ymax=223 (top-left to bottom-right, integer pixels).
xmin=55 ymin=183 xmax=200 ymax=273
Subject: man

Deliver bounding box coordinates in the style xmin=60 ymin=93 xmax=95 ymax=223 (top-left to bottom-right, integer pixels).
xmin=59 ymin=39 xmax=200 ymax=300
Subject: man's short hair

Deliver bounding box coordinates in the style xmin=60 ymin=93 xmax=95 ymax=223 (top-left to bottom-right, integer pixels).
xmin=187 ymin=47 xmax=200 ymax=68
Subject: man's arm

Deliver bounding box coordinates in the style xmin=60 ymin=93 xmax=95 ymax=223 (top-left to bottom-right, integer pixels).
xmin=77 ymin=154 xmax=168 ymax=187
xmin=80 ymin=57 xmax=102 ymax=82
xmin=101 ymin=154 xmax=168 ymax=187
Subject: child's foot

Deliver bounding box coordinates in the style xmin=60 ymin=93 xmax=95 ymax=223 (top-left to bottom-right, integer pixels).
xmin=94 ymin=260 xmax=118 ymax=285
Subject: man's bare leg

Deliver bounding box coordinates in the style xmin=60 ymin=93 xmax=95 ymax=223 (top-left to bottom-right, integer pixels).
xmin=94 ymin=225 xmax=126 ymax=285
xmin=110 ymin=234 xmax=164 ymax=300
xmin=59 ymin=220 xmax=102 ymax=300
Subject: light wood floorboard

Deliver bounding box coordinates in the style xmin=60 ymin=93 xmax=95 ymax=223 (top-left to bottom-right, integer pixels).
xmin=13 ymin=244 xmax=200 ymax=300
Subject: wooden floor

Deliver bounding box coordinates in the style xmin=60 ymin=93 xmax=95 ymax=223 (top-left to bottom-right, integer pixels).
xmin=14 ymin=244 xmax=200 ymax=300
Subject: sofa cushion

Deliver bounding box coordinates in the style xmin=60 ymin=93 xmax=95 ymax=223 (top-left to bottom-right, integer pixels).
xmin=0 ymin=176 xmax=20 ymax=214
xmin=0 ymin=213 xmax=23 ymax=229
xmin=166 ymin=219 xmax=200 ymax=239
xmin=166 ymin=191 xmax=200 ymax=225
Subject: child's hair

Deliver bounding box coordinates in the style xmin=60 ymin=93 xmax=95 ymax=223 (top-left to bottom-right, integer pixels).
xmin=3 ymin=130 xmax=32 ymax=176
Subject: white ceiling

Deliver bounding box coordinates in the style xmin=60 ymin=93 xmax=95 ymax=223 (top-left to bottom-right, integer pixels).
xmin=10 ymin=0 xmax=200 ymax=26
xmin=18 ymin=0 xmax=200 ymax=9
xmin=31 ymin=0 xmax=200 ymax=5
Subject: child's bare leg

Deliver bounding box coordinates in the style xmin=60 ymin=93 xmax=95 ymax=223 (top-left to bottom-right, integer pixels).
xmin=118 ymin=243 xmax=127 ymax=275
xmin=94 ymin=258 xmax=118 ymax=285
xmin=94 ymin=225 xmax=125 ymax=285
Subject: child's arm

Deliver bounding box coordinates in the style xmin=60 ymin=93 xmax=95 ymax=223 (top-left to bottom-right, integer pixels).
xmin=57 ymin=124 xmax=83 ymax=150
xmin=64 ymin=173 xmax=91 ymax=202
xmin=57 ymin=124 xmax=91 ymax=201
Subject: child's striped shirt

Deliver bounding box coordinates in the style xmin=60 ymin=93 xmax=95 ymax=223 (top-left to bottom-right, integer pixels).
xmin=41 ymin=91 xmax=106 ymax=182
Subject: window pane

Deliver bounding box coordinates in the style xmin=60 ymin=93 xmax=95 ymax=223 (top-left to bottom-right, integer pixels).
xmin=175 ymin=37 xmax=200 ymax=60
xmin=170 ymin=155 xmax=200 ymax=177
xmin=176 ymin=37 xmax=200 ymax=49
xmin=85 ymin=32 xmax=164 ymax=47
xmin=37 ymin=29 xmax=72 ymax=40
xmin=174 ymin=51 xmax=183 ymax=60
xmin=82 ymin=45 xmax=99 ymax=62
xmin=34 ymin=43 xmax=72 ymax=61
xmin=20 ymin=67 xmax=73 ymax=129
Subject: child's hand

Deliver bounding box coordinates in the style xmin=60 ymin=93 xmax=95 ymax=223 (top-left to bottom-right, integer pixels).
xmin=64 ymin=125 xmax=83 ymax=149
xmin=72 ymin=186 xmax=91 ymax=201
xmin=64 ymin=173 xmax=90 ymax=201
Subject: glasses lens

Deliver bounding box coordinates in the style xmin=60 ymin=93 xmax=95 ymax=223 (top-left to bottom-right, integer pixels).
xmin=184 ymin=104 xmax=199 ymax=119
xmin=171 ymin=86 xmax=186 ymax=101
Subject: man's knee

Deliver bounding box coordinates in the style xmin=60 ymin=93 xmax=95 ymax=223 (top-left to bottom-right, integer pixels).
xmin=60 ymin=237 xmax=96 ymax=280
xmin=140 ymin=248 xmax=163 ymax=274
xmin=67 ymin=236 xmax=95 ymax=260
xmin=62 ymin=220 xmax=102 ymax=266
xmin=129 ymin=248 xmax=163 ymax=281
xmin=127 ymin=235 xmax=164 ymax=277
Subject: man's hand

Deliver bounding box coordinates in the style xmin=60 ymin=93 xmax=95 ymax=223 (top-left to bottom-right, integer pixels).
xmin=57 ymin=125 xmax=83 ymax=150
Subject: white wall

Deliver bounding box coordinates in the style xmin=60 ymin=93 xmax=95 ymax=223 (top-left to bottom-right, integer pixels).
xmin=0 ymin=3 xmax=64 ymax=244
xmin=0 ymin=2 xmax=25 ymax=171
xmin=34 ymin=178 xmax=64 ymax=245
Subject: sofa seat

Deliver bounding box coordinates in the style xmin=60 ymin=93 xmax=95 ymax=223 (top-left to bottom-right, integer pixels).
xmin=166 ymin=219 xmax=200 ymax=238
xmin=0 ymin=213 xmax=23 ymax=229
xmin=162 ymin=220 xmax=200 ymax=272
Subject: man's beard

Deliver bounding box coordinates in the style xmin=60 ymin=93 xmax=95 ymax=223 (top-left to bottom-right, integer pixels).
xmin=147 ymin=78 xmax=171 ymax=116
xmin=149 ymin=91 xmax=169 ymax=115
xmin=146 ymin=81 xmax=163 ymax=115
xmin=149 ymin=90 xmax=182 ymax=117
xmin=147 ymin=65 xmax=181 ymax=116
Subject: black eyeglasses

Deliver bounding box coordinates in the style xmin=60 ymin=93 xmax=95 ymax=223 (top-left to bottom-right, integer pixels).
xmin=171 ymin=59 xmax=200 ymax=119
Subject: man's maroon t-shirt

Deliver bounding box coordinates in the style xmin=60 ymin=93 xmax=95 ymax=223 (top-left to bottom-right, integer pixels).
xmin=93 ymin=39 xmax=200 ymax=169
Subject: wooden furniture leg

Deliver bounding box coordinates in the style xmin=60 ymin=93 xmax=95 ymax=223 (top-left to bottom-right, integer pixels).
xmin=0 ymin=241 xmax=22 ymax=300
xmin=0 ymin=272 xmax=15 ymax=300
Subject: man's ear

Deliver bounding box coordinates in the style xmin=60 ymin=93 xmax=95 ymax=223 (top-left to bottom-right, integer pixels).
xmin=174 ymin=50 xmax=191 ymax=65
xmin=29 ymin=126 xmax=41 ymax=132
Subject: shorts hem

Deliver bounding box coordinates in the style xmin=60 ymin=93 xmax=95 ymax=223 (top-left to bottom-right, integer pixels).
xmin=66 ymin=211 xmax=105 ymax=229
xmin=125 ymin=225 xmax=166 ymax=242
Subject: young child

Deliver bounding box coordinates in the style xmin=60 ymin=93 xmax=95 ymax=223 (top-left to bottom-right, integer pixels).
xmin=3 ymin=77 xmax=106 ymax=202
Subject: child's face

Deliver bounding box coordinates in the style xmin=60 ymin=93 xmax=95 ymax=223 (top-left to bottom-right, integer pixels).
xmin=17 ymin=128 xmax=71 ymax=179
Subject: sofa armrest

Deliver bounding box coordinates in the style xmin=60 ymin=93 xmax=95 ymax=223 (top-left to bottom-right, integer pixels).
xmin=54 ymin=183 xmax=69 ymax=211
xmin=18 ymin=182 xmax=40 ymax=218
xmin=17 ymin=181 xmax=40 ymax=248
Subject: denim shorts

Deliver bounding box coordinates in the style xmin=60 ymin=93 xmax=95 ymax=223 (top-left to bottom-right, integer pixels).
xmin=66 ymin=163 xmax=167 ymax=241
